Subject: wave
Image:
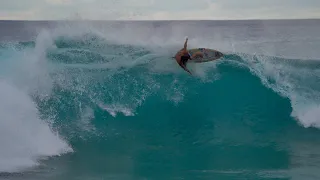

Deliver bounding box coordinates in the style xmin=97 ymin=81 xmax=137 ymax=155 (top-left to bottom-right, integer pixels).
xmin=1 ymin=22 xmax=320 ymax=172
xmin=38 ymin=27 xmax=320 ymax=127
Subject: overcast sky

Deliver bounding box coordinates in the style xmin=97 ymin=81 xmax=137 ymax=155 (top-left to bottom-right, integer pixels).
xmin=1 ymin=0 xmax=320 ymax=20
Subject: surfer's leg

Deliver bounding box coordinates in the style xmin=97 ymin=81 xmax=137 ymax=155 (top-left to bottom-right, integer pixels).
xmin=181 ymin=56 xmax=188 ymax=66
xmin=179 ymin=56 xmax=192 ymax=75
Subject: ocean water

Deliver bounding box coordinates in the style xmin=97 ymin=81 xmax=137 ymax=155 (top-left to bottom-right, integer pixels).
xmin=0 ymin=19 xmax=320 ymax=180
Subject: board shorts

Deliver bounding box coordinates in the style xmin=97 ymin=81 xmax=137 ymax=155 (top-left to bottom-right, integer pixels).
xmin=180 ymin=53 xmax=191 ymax=65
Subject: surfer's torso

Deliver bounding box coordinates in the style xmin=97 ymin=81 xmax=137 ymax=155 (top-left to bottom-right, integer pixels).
xmin=175 ymin=49 xmax=191 ymax=65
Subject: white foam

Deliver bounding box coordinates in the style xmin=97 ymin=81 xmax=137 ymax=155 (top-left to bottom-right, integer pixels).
xmin=0 ymin=80 xmax=72 ymax=173
xmin=99 ymin=103 xmax=135 ymax=117
xmin=291 ymin=103 xmax=320 ymax=128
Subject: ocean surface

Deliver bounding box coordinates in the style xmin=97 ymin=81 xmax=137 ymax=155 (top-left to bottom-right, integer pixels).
xmin=0 ymin=19 xmax=320 ymax=180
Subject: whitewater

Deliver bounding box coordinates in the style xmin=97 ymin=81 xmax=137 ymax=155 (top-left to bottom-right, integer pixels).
xmin=0 ymin=19 xmax=320 ymax=180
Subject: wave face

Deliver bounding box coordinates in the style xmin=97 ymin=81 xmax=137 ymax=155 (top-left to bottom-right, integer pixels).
xmin=1 ymin=20 xmax=320 ymax=179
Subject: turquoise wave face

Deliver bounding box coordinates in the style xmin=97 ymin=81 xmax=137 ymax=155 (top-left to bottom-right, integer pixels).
xmin=1 ymin=26 xmax=320 ymax=179
xmin=31 ymin=38 xmax=293 ymax=179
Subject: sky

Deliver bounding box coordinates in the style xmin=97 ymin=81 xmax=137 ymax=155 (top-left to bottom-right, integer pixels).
xmin=1 ymin=0 xmax=320 ymax=20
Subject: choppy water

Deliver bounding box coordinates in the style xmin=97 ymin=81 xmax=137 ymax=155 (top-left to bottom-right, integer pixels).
xmin=1 ymin=20 xmax=320 ymax=180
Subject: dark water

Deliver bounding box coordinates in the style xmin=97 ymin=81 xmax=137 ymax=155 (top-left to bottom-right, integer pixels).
xmin=1 ymin=20 xmax=320 ymax=180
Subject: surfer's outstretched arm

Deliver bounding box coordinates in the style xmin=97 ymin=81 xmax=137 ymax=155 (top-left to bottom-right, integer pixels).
xmin=183 ymin=37 xmax=188 ymax=51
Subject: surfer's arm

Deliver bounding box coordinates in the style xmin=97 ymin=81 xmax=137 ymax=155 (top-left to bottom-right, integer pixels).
xmin=183 ymin=38 xmax=188 ymax=51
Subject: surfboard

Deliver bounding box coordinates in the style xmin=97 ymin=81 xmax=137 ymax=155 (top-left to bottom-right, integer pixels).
xmin=187 ymin=48 xmax=223 ymax=63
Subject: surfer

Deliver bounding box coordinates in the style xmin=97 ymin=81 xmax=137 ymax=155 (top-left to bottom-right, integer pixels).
xmin=175 ymin=37 xmax=203 ymax=74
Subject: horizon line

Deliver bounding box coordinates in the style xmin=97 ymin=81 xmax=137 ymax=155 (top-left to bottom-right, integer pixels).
xmin=0 ymin=18 xmax=319 ymax=22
